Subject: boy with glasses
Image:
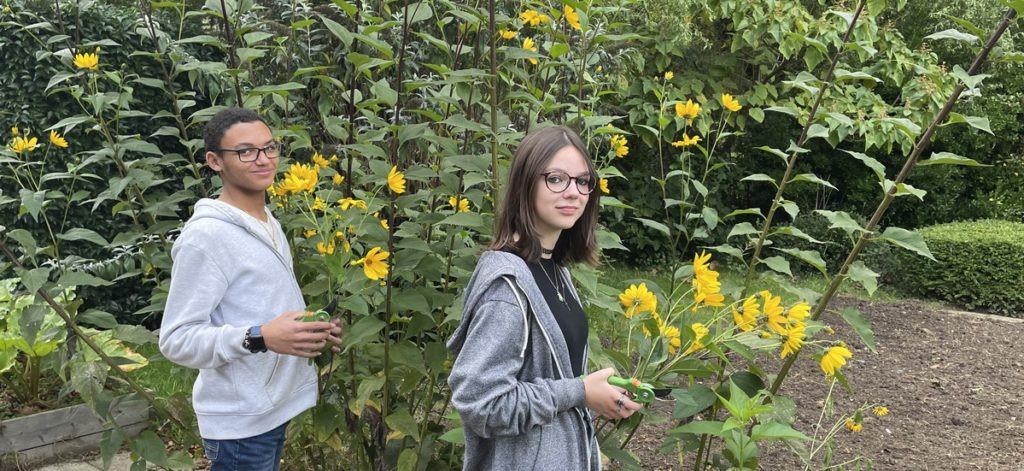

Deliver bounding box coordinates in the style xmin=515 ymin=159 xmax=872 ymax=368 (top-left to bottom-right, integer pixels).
xmin=159 ymin=108 xmax=342 ymax=470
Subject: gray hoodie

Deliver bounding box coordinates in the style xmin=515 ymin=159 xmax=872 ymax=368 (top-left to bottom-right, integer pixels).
xmin=159 ymin=199 xmax=317 ymax=440
xmin=447 ymin=251 xmax=600 ymax=471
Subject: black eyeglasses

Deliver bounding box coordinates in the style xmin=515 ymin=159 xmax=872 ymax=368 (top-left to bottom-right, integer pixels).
xmin=539 ymin=171 xmax=596 ymax=194
xmin=213 ymin=142 xmax=282 ymax=163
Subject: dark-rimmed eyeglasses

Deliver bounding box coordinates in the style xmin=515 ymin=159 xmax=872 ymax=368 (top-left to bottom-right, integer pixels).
xmin=213 ymin=142 xmax=282 ymax=163
xmin=539 ymin=171 xmax=596 ymax=194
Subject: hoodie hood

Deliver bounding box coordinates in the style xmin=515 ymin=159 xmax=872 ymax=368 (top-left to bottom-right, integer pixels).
xmin=176 ymin=198 xmax=289 ymax=271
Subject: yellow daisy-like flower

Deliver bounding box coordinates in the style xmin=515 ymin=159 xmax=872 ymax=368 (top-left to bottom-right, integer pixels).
xmin=310 ymin=197 xmax=327 ymax=212
xmin=337 ymin=197 xmax=368 ymax=211
xmin=683 ymin=322 xmax=709 ymax=356
xmin=761 ymin=291 xmax=787 ymax=334
xmin=303 ymin=229 xmax=317 ymax=239
xmin=332 ymin=174 xmax=344 ymax=185
xmin=387 ymin=165 xmax=406 ymax=194
xmin=49 ymin=130 xmax=68 ymax=148
xmin=312 ymin=152 xmax=330 ymax=169
xmin=671 ymin=133 xmax=702 ymax=148
xmin=500 ymin=29 xmax=518 ymax=40
xmin=316 ymin=241 xmax=335 ymax=255
xmin=11 ymin=126 xmax=19 ymax=136
xmin=610 ymin=134 xmax=628 ymax=158
xmin=618 ymin=283 xmax=657 ymax=318
xmin=519 ymin=9 xmax=550 ymax=26
xmin=873 ymin=406 xmax=890 ymax=417
xmin=721 ymin=93 xmax=742 ymax=112
xmin=599 ymin=178 xmax=609 ymax=194
xmin=73 ymin=51 xmax=99 ymax=70
xmin=675 ymin=99 xmax=701 ymax=123
xmin=278 ymin=163 xmax=318 ymax=195
xmin=787 ymin=302 xmax=811 ymax=324
xmin=351 ymin=246 xmax=390 ymax=280
xmin=664 ymin=71 xmax=674 ymax=81
xmin=522 ymin=37 xmax=539 ymax=65
xmin=563 ymin=5 xmax=581 ymax=30
xmin=732 ymin=295 xmax=760 ymax=332
xmin=780 ymin=322 xmax=806 ymax=359
xmin=821 ymin=345 xmax=853 ymax=376
xmin=8 ymin=136 xmax=39 ymax=154
xmin=448 ymin=195 xmax=471 ymax=212
xmin=692 ymin=251 xmax=724 ymax=310
xmin=844 ymin=419 xmax=863 ymax=432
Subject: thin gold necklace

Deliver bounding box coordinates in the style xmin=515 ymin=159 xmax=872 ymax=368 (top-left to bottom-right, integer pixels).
xmin=256 ymin=216 xmax=278 ymax=252
xmin=538 ymin=261 xmax=567 ymax=304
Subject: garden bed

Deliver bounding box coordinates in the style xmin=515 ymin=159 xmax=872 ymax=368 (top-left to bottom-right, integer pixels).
xmin=625 ymin=298 xmax=1024 ymax=469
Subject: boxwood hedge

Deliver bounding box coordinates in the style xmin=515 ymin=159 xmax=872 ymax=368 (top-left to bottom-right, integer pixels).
xmin=896 ymin=219 xmax=1024 ymax=317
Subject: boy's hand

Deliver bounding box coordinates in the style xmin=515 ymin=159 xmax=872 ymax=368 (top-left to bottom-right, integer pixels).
xmin=262 ymin=311 xmax=334 ymax=358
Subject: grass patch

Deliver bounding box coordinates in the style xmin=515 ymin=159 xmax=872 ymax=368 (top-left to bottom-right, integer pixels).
xmin=131 ymin=343 xmax=196 ymax=397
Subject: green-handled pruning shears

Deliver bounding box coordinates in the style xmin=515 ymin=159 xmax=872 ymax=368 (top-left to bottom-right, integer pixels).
xmin=608 ymin=376 xmax=655 ymax=404
xmin=301 ymin=300 xmax=337 ymax=364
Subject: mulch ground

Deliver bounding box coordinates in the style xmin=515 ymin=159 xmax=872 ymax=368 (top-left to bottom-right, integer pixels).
xmin=622 ymin=298 xmax=1024 ymax=470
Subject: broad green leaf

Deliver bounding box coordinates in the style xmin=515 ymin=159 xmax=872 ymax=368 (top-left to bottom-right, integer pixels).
xmin=438 ymin=212 xmax=484 ymax=228
xmin=385 ymin=409 xmax=421 ymax=441
xmin=942 ymin=113 xmax=994 ymax=135
xmin=951 ymin=64 xmax=990 ymax=90
xmin=772 ymin=226 xmax=823 ymax=244
xmin=19 ymin=189 xmax=46 ymax=221
xmin=708 ymin=244 xmax=744 ymax=261
xmin=838 ymin=306 xmax=877 ymax=353
xmin=843 ymin=150 xmax=886 ymax=183
xmin=250 ymin=82 xmax=306 ymax=94
xmin=924 ymin=28 xmax=978 ymax=43
xmin=78 ymin=309 xmax=118 ymax=329
xmin=759 ymin=256 xmax=792 ymax=276
xmin=701 ymin=207 xmax=719 ymax=231
xmin=669 ymin=420 xmax=726 ymax=437
xmin=57 ymin=271 xmax=113 ymax=287
xmin=371 ymin=79 xmax=398 ymax=106
xmin=880 ymin=226 xmax=935 ymax=260
xmin=672 ymin=385 xmax=717 ymax=419
xmin=740 ymin=173 xmax=778 ymax=186
xmin=755 ymin=146 xmax=789 ymax=165
xmin=917 ymin=152 xmax=986 ymax=167
xmin=778 ymin=248 xmax=827 ymax=276
xmin=867 ymin=0 xmax=886 ymax=16
xmin=342 ymin=317 xmax=386 ymax=352
xmin=727 ymin=222 xmax=759 ymax=239
xmin=814 ymin=210 xmax=866 ymax=235
xmin=438 ymin=427 xmax=464 ymax=444
xmin=751 ymin=422 xmax=811 ymax=441
xmin=847 ymin=261 xmax=879 ymax=297
xmin=788 ymin=173 xmax=837 ymax=190
xmin=20 ymin=266 xmax=50 ymax=293
xmin=805 ymin=124 xmax=829 ymax=141
xmin=634 ymin=218 xmax=670 ymax=237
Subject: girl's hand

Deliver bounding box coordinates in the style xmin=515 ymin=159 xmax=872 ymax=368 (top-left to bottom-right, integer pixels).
xmin=583 ymin=368 xmax=642 ymax=419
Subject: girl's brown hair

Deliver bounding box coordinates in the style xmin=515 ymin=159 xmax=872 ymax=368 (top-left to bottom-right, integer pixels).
xmin=489 ymin=125 xmax=600 ymax=266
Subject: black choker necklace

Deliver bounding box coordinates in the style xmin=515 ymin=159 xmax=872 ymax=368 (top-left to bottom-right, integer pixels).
xmin=541 ymin=248 xmax=553 ymax=254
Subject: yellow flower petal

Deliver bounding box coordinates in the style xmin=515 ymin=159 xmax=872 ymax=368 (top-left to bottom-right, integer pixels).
xmin=387 ymin=165 xmax=406 ymax=194
xmin=49 ymin=130 xmax=68 ymax=148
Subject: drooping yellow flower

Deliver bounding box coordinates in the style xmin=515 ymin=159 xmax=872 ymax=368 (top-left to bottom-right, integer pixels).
xmin=618 ymin=283 xmax=657 ymax=318
xmin=351 ymin=246 xmax=390 ymax=280
xmin=448 ymin=195 xmax=471 ymax=212
xmin=693 ymin=250 xmax=712 ymax=275
xmin=380 ymin=218 xmax=389 ymax=229
xmin=519 ymin=9 xmax=550 ymax=26
xmin=8 ymin=136 xmax=39 ymax=154
xmin=387 ymin=166 xmax=406 ymax=194
xmin=316 ymin=241 xmax=335 ymax=255
xmin=599 ymin=178 xmax=609 ymax=194
xmin=732 ymin=295 xmax=760 ymax=332
xmin=610 ymin=134 xmax=628 ymax=158
xmin=821 ymin=345 xmax=853 ymax=376
xmin=11 ymin=126 xmax=19 ymax=136
xmin=278 ymin=163 xmax=318 ymax=195
xmin=780 ymin=322 xmax=806 ymax=359
xmin=500 ymin=29 xmax=519 ymax=40
xmin=522 ymin=37 xmax=539 ymax=65
xmin=563 ymin=5 xmax=581 ymax=30
xmin=303 ymin=229 xmax=317 ymax=238
xmin=844 ymin=419 xmax=863 ymax=432
xmin=332 ymin=174 xmax=344 ymax=185
xmin=762 ymin=291 xmax=787 ymax=334
xmin=310 ymin=197 xmax=327 ymax=212
xmin=664 ymin=71 xmax=674 ymax=81
xmin=312 ymin=152 xmax=330 ymax=169
xmin=873 ymin=406 xmax=890 ymax=417
xmin=671 ymin=133 xmax=702 ymax=148
xmin=337 ymin=198 xmax=367 ymax=211
xmin=48 ymin=130 xmax=68 ymax=148
xmin=73 ymin=51 xmax=99 ymax=70
xmin=692 ymin=251 xmax=724 ymax=310
xmin=675 ymin=99 xmax=701 ymax=123
xmin=683 ymin=322 xmax=709 ymax=355
xmin=787 ymin=302 xmax=811 ymax=324
xmin=721 ymin=93 xmax=742 ymax=112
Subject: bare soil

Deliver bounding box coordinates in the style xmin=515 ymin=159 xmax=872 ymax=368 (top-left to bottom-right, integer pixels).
xmin=625 ymin=298 xmax=1024 ymax=470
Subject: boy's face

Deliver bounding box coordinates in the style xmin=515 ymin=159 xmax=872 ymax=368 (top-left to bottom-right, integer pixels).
xmin=206 ymin=121 xmax=278 ymax=194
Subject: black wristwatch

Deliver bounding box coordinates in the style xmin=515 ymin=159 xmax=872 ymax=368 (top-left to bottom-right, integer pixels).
xmin=243 ymin=325 xmax=267 ymax=353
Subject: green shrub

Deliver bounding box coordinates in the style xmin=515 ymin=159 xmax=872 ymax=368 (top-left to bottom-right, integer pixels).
xmin=897 ymin=219 xmax=1024 ymax=316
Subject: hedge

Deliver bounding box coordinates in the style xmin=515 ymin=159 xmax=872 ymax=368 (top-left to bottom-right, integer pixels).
xmin=896 ymin=219 xmax=1024 ymax=317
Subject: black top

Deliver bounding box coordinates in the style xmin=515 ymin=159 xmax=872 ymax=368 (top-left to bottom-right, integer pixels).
xmin=529 ymin=258 xmax=588 ymax=377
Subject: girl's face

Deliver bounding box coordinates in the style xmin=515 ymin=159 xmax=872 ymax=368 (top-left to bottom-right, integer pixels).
xmin=532 ymin=145 xmax=592 ymax=247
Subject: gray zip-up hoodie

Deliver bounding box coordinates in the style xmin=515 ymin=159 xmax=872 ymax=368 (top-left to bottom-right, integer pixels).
xmin=159 ymin=199 xmax=317 ymax=440
xmin=447 ymin=251 xmax=600 ymax=470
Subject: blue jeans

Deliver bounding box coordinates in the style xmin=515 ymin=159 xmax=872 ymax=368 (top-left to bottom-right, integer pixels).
xmin=202 ymin=421 xmax=288 ymax=471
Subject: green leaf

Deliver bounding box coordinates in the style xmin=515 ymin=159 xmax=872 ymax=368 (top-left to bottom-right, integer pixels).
xmin=751 ymin=422 xmax=811 ymax=441
xmin=129 ymin=431 xmax=171 ymax=467
xmin=814 ymin=210 xmax=866 ymax=235
xmin=342 ymin=316 xmax=386 ymax=352
xmin=778 ymin=248 xmax=827 ymax=276
xmin=249 ymin=82 xmax=306 ymax=94
xmin=58 ymin=228 xmax=109 ymax=246
xmin=924 ymin=28 xmax=978 ymax=43
xmin=788 ymin=173 xmax=837 ymax=190
xmin=917 ymin=152 xmax=987 ymax=167
xmin=727 ymin=222 xmax=759 ymax=239
xmin=669 ymin=420 xmax=726 ymax=437
xmin=942 ymin=113 xmax=994 ymax=135
xmin=634 ymin=218 xmax=670 ymax=237
xmin=438 ymin=426 xmax=464 ymax=444
xmin=772 ymin=226 xmax=823 ymax=244
xmin=19 ymin=189 xmax=46 ymax=221
xmin=843 ymin=150 xmax=886 ymax=183
xmin=740 ymin=174 xmax=778 ymax=186
xmin=880 ymin=227 xmax=935 ymax=260
xmin=20 ymin=267 xmax=50 ymax=293
xmin=371 ymin=79 xmax=398 ymax=106
xmin=838 ymin=306 xmax=877 ymax=353
xmin=950 ymin=64 xmax=990 ymax=90
xmin=385 ymin=409 xmax=421 ymax=441
xmin=806 ymin=124 xmax=829 ymax=142
xmin=847 ymin=261 xmax=879 ymax=297
xmin=867 ymin=0 xmax=886 ymax=16
xmin=759 ymin=256 xmax=792 ymax=276
xmin=672 ymin=385 xmax=717 ymax=419
xmin=58 ymin=271 xmax=113 ymax=287
xmin=100 ymin=428 xmax=125 ymax=471
xmin=708 ymin=244 xmax=745 ymax=261
xmin=755 ymin=146 xmax=789 ymax=165
xmin=438 ymin=212 xmax=484 ymax=228
xmin=79 ymin=309 xmax=118 ymax=329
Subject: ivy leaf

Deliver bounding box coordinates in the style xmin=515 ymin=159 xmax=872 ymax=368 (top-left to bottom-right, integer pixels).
xmin=880 ymin=226 xmax=935 ymax=260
